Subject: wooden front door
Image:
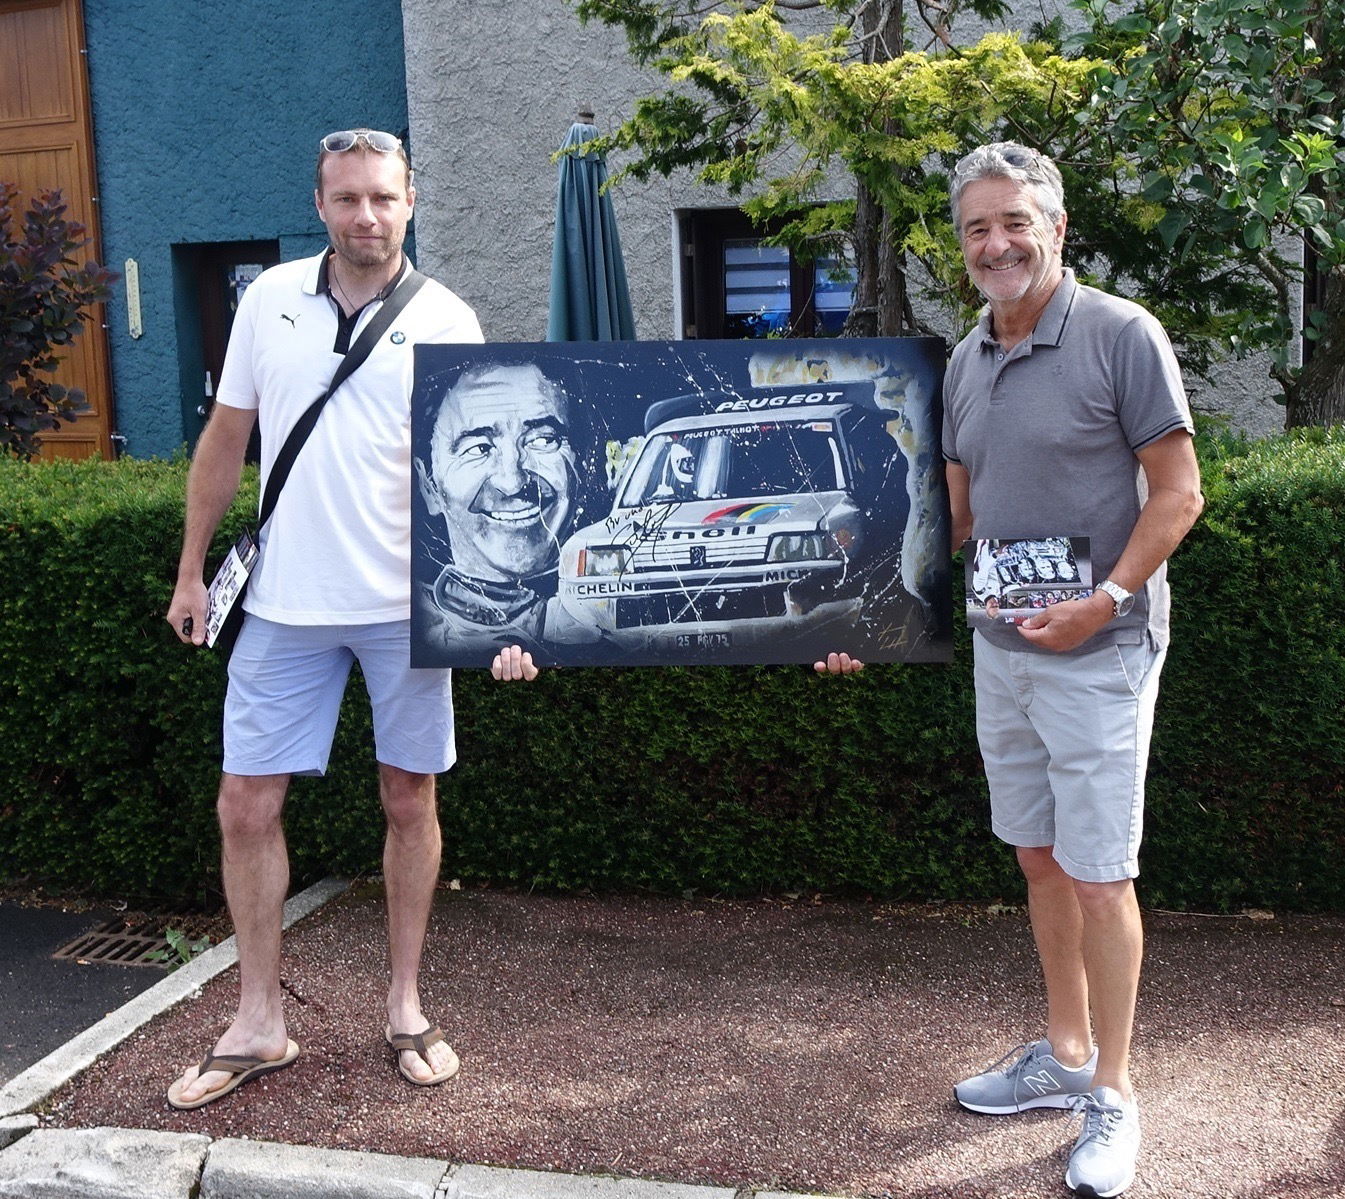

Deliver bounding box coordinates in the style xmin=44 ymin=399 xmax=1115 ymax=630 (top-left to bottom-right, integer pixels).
xmin=1 ymin=0 xmax=113 ymax=460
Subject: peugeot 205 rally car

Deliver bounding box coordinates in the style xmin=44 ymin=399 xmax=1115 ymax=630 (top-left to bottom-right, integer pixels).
xmin=555 ymin=382 xmax=908 ymax=662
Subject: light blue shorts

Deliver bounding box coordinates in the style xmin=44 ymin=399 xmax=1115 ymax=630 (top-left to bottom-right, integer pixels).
xmin=224 ymin=616 xmax=455 ymax=777
xmin=972 ymin=632 xmax=1167 ymax=883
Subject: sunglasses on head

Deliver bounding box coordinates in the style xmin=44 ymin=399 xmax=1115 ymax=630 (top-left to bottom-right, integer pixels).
xmin=954 ymin=143 xmax=1043 ymax=175
xmin=997 ymin=145 xmax=1042 ymax=169
xmin=320 ymin=129 xmax=403 ymax=154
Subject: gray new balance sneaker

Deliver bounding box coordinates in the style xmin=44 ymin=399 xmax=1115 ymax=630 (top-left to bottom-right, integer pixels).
xmin=1064 ymin=1085 xmax=1140 ymax=1197
xmin=953 ymin=1038 xmax=1097 ymax=1115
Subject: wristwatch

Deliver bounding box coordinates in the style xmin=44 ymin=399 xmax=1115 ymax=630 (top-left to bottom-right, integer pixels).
xmin=1097 ymin=579 xmax=1135 ymax=619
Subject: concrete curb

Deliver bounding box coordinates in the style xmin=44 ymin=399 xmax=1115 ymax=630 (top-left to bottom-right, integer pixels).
xmin=0 ymin=877 xmax=349 ymax=1120
xmin=0 ymin=1125 xmax=211 ymax=1199
xmin=201 ymin=1137 xmax=446 ymax=1198
xmin=0 ymin=1116 xmax=37 ymax=1151
xmin=0 ymin=1127 xmax=812 ymax=1199
xmin=441 ymin=1165 xmax=738 ymax=1199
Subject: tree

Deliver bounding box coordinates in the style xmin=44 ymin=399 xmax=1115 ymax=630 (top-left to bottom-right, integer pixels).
xmin=0 ymin=184 xmax=117 ymax=460
xmin=571 ymin=0 xmax=1100 ymax=336
xmin=1065 ymin=0 xmax=1344 ymax=427
xmin=574 ymin=0 xmax=1345 ymax=428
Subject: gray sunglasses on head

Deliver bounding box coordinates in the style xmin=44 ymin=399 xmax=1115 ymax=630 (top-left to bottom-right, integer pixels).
xmin=319 ymin=129 xmax=402 ymax=154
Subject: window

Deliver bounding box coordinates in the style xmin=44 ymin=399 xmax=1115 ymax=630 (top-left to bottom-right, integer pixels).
xmin=620 ymin=421 xmax=844 ymax=506
xmin=679 ymin=209 xmax=855 ymax=339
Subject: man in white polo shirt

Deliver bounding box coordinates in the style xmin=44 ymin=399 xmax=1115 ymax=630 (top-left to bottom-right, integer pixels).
xmin=165 ymin=128 xmax=536 ymax=1110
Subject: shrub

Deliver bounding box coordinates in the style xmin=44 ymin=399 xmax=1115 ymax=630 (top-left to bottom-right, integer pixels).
xmin=0 ymin=185 xmax=117 ymax=460
xmin=1148 ymin=426 xmax=1345 ymax=910
xmin=0 ymin=432 xmax=1341 ymax=910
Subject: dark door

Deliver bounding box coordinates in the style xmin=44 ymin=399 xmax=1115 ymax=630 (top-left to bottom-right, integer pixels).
xmin=180 ymin=240 xmax=279 ymax=449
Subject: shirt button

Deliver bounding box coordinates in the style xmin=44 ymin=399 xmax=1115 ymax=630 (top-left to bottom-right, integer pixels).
xmin=997 ymin=352 xmax=1004 ymax=361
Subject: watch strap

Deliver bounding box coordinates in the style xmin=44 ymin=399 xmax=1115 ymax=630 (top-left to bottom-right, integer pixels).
xmin=1097 ymin=579 xmax=1133 ymax=617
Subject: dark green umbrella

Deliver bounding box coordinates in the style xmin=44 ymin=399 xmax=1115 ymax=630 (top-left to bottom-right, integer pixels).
xmin=547 ymin=111 xmax=636 ymax=341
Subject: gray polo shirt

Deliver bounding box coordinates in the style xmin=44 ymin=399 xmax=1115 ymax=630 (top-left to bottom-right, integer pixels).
xmin=943 ymin=270 xmax=1193 ymax=654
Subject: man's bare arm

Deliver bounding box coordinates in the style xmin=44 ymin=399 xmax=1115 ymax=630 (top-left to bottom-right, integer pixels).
xmin=1097 ymin=430 xmax=1205 ymax=594
xmin=1017 ymin=430 xmax=1204 ymax=652
xmin=166 ymin=404 xmax=258 ymax=645
xmin=946 ymin=461 xmax=972 ymax=552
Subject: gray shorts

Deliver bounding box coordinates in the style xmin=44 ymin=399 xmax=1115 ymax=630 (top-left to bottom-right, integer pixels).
xmin=972 ymin=632 xmax=1166 ymax=883
xmin=224 ymin=616 xmax=455 ymax=777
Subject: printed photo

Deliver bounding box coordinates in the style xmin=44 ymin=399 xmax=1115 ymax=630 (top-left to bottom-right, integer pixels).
xmin=411 ymin=339 xmax=952 ymax=668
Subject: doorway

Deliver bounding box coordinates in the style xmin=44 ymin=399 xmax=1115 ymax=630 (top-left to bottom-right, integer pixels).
xmin=1 ymin=0 xmax=113 ymax=459
xmin=174 ymin=240 xmax=279 ymax=451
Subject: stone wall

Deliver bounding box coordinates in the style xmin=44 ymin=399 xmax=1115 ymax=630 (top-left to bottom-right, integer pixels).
xmin=401 ymin=1 xmax=685 ymax=343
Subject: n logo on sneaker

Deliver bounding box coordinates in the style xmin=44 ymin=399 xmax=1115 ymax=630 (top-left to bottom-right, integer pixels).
xmin=1022 ymin=1069 xmax=1059 ymax=1096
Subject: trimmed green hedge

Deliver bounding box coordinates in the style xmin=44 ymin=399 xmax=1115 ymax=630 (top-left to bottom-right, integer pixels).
xmin=1 ymin=429 xmax=1341 ymax=911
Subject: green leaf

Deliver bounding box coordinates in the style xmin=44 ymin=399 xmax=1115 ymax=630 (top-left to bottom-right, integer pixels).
xmin=1157 ymin=209 xmax=1192 ymax=249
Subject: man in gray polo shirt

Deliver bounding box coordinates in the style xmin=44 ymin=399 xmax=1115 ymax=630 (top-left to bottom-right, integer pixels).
xmin=816 ymin=142 xmax=1203 ymax=1194
xmin=943 ymin=143 xmax=1203 ymax=1196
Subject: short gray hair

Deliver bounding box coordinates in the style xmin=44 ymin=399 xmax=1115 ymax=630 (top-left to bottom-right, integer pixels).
xmin=950 ymin=142 xmax=1065 ymax=234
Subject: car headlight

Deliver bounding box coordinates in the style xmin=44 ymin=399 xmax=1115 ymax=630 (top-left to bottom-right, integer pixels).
xmin=578 ymin=545 xmax=630 ymax=576
xmin=766 ymin=532 xmax=828 ymax=563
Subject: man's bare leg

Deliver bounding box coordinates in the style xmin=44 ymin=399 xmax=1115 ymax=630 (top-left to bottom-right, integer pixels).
xmin=171 ymin=772 xmax=292 ymax=1103
xmin=380 ymin=763 xmax=454 ymax=1082
xmin=1018 ymin=845 xmax=1095 ymax=1068
xmin=1075 ymin=877 xmax=1143 ymax=1100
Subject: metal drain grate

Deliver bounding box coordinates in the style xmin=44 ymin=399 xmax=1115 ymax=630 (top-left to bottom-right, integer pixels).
xmin=52 ymin=916 xmax=216 ymax=967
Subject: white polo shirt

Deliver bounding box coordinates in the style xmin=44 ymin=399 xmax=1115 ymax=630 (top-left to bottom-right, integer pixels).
xmin=214 ymin=250 xmax=483 ymax=624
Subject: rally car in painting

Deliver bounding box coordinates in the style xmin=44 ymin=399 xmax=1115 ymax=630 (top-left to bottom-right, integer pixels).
xmin=555 ymin=383 xmax=908 ymax=661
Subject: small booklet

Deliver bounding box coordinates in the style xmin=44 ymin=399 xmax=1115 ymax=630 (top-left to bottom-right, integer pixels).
xmin=964 ymin=536 xmax=1092 ymax=628
xmin=204 ymin=530 xmax=259 ymax=648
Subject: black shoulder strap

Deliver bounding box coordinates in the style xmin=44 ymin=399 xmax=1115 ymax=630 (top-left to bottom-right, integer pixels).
xmin=256 ymin=267 xmax=429 ymax=528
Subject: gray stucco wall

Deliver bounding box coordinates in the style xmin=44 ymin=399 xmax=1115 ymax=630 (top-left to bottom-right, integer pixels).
xmin=85 ymin=0 xmax=411 ymax=457
xmin=401 ymin=1 xmax=684 ymax=343
xmin=405 ymin=2 xmax=1284 ymax=435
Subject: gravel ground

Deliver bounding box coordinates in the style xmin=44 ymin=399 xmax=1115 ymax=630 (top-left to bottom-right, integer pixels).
xmin=44 ymin=884 xmax=1345 ymax=1198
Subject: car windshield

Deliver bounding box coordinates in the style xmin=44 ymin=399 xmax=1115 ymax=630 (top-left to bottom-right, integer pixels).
xmin=619 ymin=420 xmax=844 ymax=507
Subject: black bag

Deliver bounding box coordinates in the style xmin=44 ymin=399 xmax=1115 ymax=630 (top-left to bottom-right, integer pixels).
xmin=205 ymin=268 xmax=428 ymax=658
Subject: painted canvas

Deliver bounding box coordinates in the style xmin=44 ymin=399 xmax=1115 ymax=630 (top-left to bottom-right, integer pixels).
xmin=410 ymin=338 xmax=951 ymax=668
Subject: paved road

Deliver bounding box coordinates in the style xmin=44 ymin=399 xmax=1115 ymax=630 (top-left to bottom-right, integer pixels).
xmin=0 ymin=900 xmax=164 ymax=1084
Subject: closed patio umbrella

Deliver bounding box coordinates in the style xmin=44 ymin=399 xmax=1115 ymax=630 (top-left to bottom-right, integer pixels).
xmin=547 ymin=109 xmax=636 ymax=341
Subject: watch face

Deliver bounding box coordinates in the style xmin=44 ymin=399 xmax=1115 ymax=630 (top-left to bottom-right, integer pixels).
xmin=1116 ymin=594 xmax=1134 ymax=617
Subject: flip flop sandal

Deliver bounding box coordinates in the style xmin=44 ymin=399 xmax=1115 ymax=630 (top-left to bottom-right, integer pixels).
xmin=386 ymin=1024 xmax=460 ymax=1086
xmin=166 ymin=1039 xmax=301 ymax=1110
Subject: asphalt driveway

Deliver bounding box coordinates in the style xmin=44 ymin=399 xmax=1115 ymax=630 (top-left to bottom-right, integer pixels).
xmin=0 ymin=899 xmax=165 ymax=1085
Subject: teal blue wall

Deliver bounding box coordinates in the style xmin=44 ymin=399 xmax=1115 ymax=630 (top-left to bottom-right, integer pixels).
xmin=84 ymin=2 xmax=411 ymax=458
